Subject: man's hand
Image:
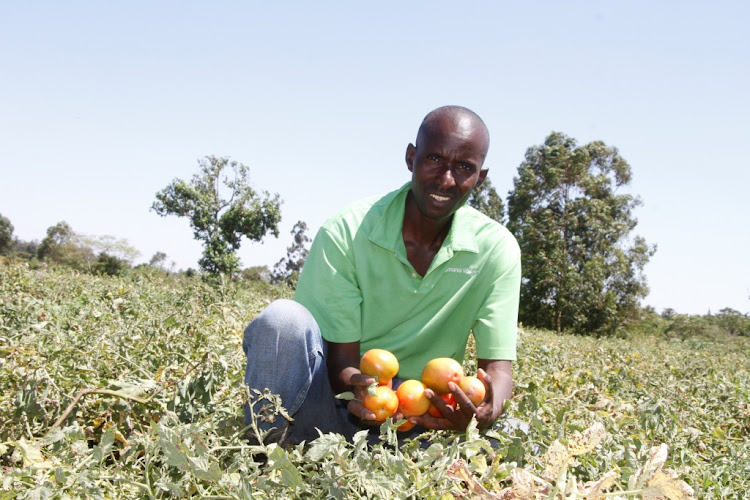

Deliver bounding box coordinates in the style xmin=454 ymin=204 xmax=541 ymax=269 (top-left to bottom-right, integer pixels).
xmin=409 ymin=360 xmax=512 ymax=431
xmin=409 ymin=367 xmax=492 ymax=430
xmin=345 ymin=372 xmax=385 ymax=425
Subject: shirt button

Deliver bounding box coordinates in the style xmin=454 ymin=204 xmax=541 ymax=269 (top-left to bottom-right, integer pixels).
xmin=411 ymin=272 xmax=417 ymax=278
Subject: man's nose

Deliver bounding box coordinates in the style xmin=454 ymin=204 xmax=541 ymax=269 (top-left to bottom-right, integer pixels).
xmin=438 ymin=167 xmax=456 ymax=189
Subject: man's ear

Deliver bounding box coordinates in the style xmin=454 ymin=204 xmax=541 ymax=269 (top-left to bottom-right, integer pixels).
xmin=405 ymin=143 xmax=416 ymax=172
xmin=475 ymin=168 xmax=489 ymax=187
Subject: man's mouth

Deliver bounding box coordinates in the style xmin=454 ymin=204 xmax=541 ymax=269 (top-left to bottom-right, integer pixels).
xmin=429 ymin=193 xmax=452 ymax=203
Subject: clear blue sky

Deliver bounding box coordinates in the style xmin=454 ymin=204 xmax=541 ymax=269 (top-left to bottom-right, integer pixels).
xmin=1 ymin=1 xmax=748 ymax=315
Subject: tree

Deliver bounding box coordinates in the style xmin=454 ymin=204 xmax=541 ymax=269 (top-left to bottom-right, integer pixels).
xmin=0 ymin=213 xmax=13 ymax=255
xmin=151 ymin=156 xmax=282 ymax=277
xmin=466 ymin=177 xmax=505 ymax=223
xmin=271 ymin=220 xmax=311 ymax=288
xmin=149 ymin=251 xmax=168 ymax=268
xmin=37 ymin=222 xmax=138 ymax=272
xmin=507 ymin=132 xmax=656 ymax=335
xmin=79 ymin=235 xmax=140 ymax=270
xmin=93 ymin=253 xmax=130 ymax=276
xmin=241 ymin=265 xmax=271 ymax=282
xmin=37 ymin=221 xmax=90 ymax=267
xmin=714 ymin=308 xmax=750 ymax=336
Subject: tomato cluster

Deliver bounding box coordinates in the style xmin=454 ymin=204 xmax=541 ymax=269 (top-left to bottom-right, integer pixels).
xmin=359 ymin=349 xmax=486 ymax=430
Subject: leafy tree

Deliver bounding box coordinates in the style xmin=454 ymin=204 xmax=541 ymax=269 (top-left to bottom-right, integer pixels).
xmin=93 ymin=253 xmax=130 ymax=276
xmin=271 ymin=220 xmax=311 ymax=288
xmin=466 ymin=177 xmax=504 ymax=223
xmin=10 ymin=237 xmax=39 ymax=260
xmin=149 ymin=251 xmax=168 ymax=268
xmin=37 ymin=222 xmax=138 ymax=273
xmin=241 ymin=265 xmax=271 ymax=282
xmin=507 ymin=132 xmax=656 ymax=335
xmin=713 ymin=308 xmax=750 ymax=336
xmin=152 ymin=156 xmax=282 ymax=277
xmin=78 ymin=235 xmax=140 ymax=270
xmin=37 ymin=221 xmax=91 ymax=268
xmin=0 ymin=213 xmax=13 ymax=255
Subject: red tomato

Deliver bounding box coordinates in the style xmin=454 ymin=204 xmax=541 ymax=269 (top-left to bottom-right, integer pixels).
xmin=428 ymin=392 xmax=457 ymax=417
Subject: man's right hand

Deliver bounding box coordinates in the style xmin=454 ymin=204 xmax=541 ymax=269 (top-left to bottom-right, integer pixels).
xmin=346 ymin=372 xmax=382 ymax=424
xmin=328 ymin=340 xmax=389 ymax=425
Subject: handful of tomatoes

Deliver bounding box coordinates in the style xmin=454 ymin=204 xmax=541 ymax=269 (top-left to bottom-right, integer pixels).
xmin=358 ymin=349 xmax=486 ymax=430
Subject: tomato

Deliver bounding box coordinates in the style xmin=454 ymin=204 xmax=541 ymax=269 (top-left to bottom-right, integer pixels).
xmin=362 ymin=385 xmax=399 ymax=421
xmin=421 ymin=357 xmax=464 ymax=395
xmin=397 ymin=420 xmax=416 ymax=432
xmin=395 ymin=379 xmax=430 ymax=417
xmin=459 ymin=375 xmax=486 ymax=406
xmin=428 ymin=392 xmax=457 ymax=417
xmin=360 ymin=349 xmax=399 ymax=385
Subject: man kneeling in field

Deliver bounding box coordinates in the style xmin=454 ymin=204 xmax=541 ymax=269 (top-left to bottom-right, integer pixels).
xmin=242 ymin=105 xmax=521 ymax=445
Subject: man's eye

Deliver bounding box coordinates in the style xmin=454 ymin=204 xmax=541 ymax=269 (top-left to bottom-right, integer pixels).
xmin=457 ymin=164 xmax=472 ymax=171
xmin=427 ymin=155 xmax=440 ymax=162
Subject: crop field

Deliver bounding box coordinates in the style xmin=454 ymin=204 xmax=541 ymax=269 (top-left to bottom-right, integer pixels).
xmin=1 ymin=260 xmax=748 ymax=498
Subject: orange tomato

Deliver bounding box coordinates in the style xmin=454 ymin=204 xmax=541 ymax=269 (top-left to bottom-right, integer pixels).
xmin=397 ymin=420 xmax=416 ymax=432
xmin=395 ymin=379 xmax=431 ymax=417
xmin=360 ymin=349 xmax=399 ymax=385
xmin=459 ymin=375 xmax=486 ymax=406
xmin=428 ymin=392 xmax=457 ymax=417
xmin=362 ymin=385 xmax=399 ymax=421
xmin=421 ymin=357 xmax=464 ymax=395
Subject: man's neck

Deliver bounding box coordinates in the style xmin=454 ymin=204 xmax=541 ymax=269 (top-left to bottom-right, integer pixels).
xmin=401 ymin=192 xmax=452 ymax=276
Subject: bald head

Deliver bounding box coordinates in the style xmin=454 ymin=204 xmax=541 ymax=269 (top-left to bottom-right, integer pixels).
xmin=416 ymin=106 xmax=490 ymax=161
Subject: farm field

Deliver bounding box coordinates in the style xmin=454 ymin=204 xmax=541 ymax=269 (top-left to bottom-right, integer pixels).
xmin=1 ymin=260 xmax=748 ymax=498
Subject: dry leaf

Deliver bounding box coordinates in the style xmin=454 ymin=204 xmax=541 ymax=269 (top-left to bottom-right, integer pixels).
xmin=579 ymin=470 xmax=619 ymax=499
xmin=446 ymin=459 xmax=498 ymax=499
xmin=630 ymin=444 xmax=669 ymax=489
xmin=540 ymin=440 xmax=569 ymax=482
xmin=641 ymin=470 xmax=695 ymax=500
xmin=567 ymin=422 xmax=606 ymax=456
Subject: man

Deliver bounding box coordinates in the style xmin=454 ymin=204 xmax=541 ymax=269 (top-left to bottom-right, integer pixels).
xmin=243 ymin=105 xmax=521 ymax=445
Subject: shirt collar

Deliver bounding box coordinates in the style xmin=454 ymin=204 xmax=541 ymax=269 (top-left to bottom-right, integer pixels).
xmin=369 ymin=182 xmax=480 ymax=255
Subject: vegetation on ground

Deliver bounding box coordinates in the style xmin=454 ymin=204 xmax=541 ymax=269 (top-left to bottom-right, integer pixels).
xmin=2 ymin=260 xmax=747 ymax=498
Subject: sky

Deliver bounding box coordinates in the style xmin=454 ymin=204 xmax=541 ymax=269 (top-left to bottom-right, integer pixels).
xmin=1 ymin=1 xmax=748 ymax=316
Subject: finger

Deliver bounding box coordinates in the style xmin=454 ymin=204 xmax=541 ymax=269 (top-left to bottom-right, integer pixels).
xmin=448 ymin=381 xmax=473 ymax=410
xmin=410 ymin=413 xmax=455 ymax=431
xmin=350 ymin=373 xmax=377 ymax=386
xmin=347 ymin=400 xmax=376 ymax=420
xmin=477 ymin=368 xmax=494 ymax=403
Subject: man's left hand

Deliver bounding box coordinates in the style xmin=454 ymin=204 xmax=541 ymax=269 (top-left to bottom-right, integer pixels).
xmin=409 ymin=367 xmax=500 ymax=431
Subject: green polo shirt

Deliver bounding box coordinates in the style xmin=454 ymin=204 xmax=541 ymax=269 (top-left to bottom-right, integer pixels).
xmin=294 ymin=182 xmax=521 ymax=380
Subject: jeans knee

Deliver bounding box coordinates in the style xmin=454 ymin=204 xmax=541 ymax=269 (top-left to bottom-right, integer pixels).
xmin=242 ymin=299 xmax=319 ymax=356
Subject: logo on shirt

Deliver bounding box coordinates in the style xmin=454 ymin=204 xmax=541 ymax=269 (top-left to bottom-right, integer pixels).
xmin=445 ymin=267 xmax=478 ymax=276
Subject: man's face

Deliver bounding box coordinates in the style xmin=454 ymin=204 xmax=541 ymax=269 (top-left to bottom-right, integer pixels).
xmin=405 ymin=115 xmax=489 ymax=223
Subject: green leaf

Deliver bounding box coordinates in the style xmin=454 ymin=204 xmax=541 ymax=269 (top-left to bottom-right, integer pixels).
xmin=267 ymin=445 xmax=305 ymax=490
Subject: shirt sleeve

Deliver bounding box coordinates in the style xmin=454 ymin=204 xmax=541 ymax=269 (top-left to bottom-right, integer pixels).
xmin=471 ymin=235 xmax=522 ymax=361
xmin=294 ymin=227 xmax=363 ymax=343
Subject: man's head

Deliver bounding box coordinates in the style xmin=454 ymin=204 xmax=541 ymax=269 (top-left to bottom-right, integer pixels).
xmin=405 ymin=106 xmax=490 ymax=223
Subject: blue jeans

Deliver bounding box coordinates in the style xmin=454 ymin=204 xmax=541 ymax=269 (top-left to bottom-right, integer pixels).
xmin=242 ymin=299 xmax=366 ymax=444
